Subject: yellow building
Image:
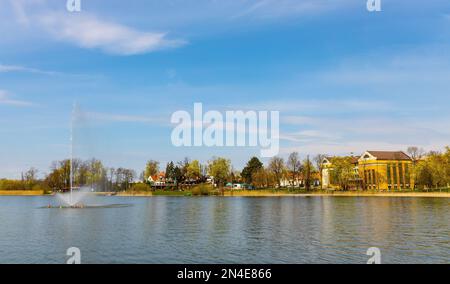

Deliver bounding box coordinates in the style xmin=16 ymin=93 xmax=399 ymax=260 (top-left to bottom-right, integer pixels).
xmin=358 ymin=151 xmax=413 ymax=190
xmin=322 ymin=151 xmax=414 ymax=190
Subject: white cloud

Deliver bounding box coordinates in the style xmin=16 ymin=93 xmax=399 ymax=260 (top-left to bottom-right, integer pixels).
xmin=0 ymin=63 xmax=58 ymax=75
xmin=1 ymin=1 xmax=186 ymax=55
xmin=0 ymin=90 xmax=33 ymax=107
xmin=38 ymin=12 xmax=186 ymax=55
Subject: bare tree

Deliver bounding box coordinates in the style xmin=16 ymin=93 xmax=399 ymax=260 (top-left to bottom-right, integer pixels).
xmin=24 ymin=167 xmax=38 ymax=183
xmin=407 ymin=146 xmax=425 ymax=163
xmin=269 ymin=156 xmax=285 ymax=188
xmin=407 ymin=146 xmax=426 ymax=189
xmin=313 ymin=154 xmax=327 ymax=189
xmin=287 ymin=152 xmax=301 ymax=187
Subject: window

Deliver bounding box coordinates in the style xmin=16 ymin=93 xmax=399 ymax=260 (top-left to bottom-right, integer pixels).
xmin=372 ymin=169 xmax=376 ymax=186
xmin=398 ymin=163 xmax=404 ymax=188
xmin=405 ymin=164 xmax=410 ymax=186
xmin=387 ymin=164 xmax=391 ymax=185
xmin=393 ymin=164 xmax=398 ymax=185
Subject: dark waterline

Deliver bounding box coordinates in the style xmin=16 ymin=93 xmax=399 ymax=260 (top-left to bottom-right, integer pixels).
xmin=0 ymin=196 xmax=448 ymax=264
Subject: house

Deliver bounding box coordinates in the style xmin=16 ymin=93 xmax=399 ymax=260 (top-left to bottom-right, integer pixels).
xmin=280 ymin=172 xmax=321 ymax=188
xmin=322 ymin=151 xmax=413 ymax=190
xmin=225 ymin=182 xmax=253 ymax=190
xmin=148 ymin=172 xmax=166 ymax=186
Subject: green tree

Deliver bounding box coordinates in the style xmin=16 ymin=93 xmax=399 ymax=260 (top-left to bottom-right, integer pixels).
xmin=425 ymin=151 xmax=447 ymax=189
xmin=86 ymin=158 xmax=105 ymax=190
xmin=207 ymin=157 xmax=231 ymax=188
xmin=186 ymin=160 xmax=201 ymax=181
xmin=173 ymin=166 xmax=183 ymax=189
xmin=415 ymin=161 xmax=433 ymax=189
xmin=165 ymin=161 xmax=176 ymax=182
xmin=144 ymin=160 xmax=159 ymax=181
xmin=445 ymin=147 xmax=450 ymax=185
xmin=241 ymin=157 xmax=263 ymax=184
xmin=329 ymin=157 xmax=354 ymax=190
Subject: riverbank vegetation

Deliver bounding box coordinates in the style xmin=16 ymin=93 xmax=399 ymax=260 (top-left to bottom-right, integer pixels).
xmin=1 ymin=146 xmax=449 ymax=195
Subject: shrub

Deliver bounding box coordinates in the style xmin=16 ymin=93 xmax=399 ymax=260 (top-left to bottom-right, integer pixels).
xmin=130 ymin=183 xmax=150 ymax=192
xmin=191 ymin=184 xmax=214 ymax=196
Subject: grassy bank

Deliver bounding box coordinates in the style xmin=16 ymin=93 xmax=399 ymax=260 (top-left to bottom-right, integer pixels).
xmin=115 ymin=190 xmax=188 ymax=196
xmin=115 ymin=184 xmax=217 ymax=197
xmin=0 ymin=190 xmax=46 ymax=196
xmin=223 ymin=189 xmax=450 ymax=198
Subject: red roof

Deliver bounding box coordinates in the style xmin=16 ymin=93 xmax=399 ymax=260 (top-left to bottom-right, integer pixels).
xmin=366 ymin=151 xmax=411 ymax=161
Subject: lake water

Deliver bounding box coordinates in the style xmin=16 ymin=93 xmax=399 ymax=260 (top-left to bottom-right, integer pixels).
xmin=0 ymin=196 xmax=448 ymax=263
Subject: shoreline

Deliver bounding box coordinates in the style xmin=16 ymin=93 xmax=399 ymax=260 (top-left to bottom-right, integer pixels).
xmin=109 ymin=191 xmax=450 ymax=198
xmin=0 ymin=190 xmax=448 ymax=198
xmin=0 ymin=190 xmax=46 ymax=196
xmin=223 ymin=191 xmax=450 ymax=198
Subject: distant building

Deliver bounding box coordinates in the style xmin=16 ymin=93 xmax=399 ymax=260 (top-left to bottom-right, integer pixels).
xmin=322 ymin=151 xmax=414 ymax=190
xmin=148 ymin=172 xmax=166 ymax=186
xmin=280 ymin=172 xmax=321 ymax=188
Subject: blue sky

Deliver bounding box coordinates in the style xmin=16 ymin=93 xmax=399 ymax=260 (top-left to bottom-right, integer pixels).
xmin=1 ymin=0 xmax=450 ymax=178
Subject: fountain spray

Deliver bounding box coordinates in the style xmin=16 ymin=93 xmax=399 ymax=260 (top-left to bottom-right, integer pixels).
xmin=70 ymin=103 xmax=75 ymax=205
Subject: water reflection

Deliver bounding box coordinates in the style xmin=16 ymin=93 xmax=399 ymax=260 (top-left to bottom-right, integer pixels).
xmin=0 ymin=196 xmax=448 ymax=263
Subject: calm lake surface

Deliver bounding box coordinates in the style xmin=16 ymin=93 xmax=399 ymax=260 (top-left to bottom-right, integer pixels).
xmin=0 ymin=196 xmax=448 ymax=264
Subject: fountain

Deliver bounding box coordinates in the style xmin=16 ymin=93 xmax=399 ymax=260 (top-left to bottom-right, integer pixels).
xmin=45 ymin=103 xmax=131 ymax=209
xmin=45 ymin=103 xmax=88 ymax=208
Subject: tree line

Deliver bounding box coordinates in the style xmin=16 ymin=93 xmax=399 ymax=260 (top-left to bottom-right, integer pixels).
xmin=1 ymin=146 xmax=448 ymax=192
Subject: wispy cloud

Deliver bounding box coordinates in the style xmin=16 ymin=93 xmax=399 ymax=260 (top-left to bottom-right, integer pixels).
xmin=279 ymin=140 xmax=450 ymax=158
xmin=279 ymin=113 xmax=450 ymax=157
xmin=85 ymin=111 xmax=167 ymax=124
xmin=0 ymin=90 xmax=34 ymax=107
xmin=0 ymin=63 xmax=59 ymax=75
xmin=235 ymin=99 xmax=393 ymax=113
xmin=233 ymin=0 xmax=343 ymax=19
xmin=38 ymin=12 xmax=186 ymax=55
xmin=2 ymin=1 xmax=187 ymax=55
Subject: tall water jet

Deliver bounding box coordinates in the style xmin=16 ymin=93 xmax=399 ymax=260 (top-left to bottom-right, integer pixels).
xmin=70 ymin=103 xmax=74 ymax=205
xmin=54 ymin=102 xmax=91 ymax=207
xmin=46 ymin=103 xmax=130 ymax=209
